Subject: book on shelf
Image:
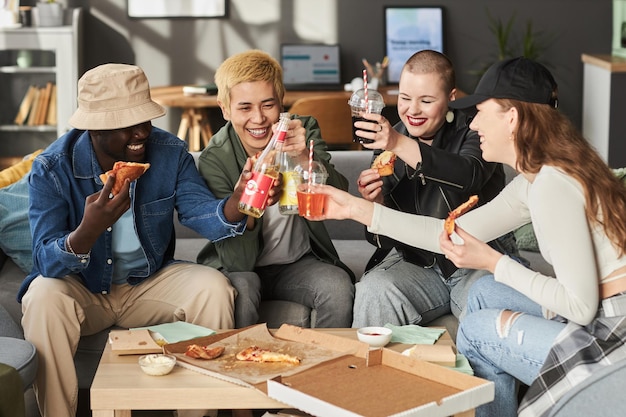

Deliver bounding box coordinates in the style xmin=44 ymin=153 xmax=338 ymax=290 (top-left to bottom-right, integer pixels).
xmin=14 ymin=85 xmax=38 ymax=126
xmin=36 ymin=82 xmax=54 ymax=126
xmin=26 ymin=87 xmax=42 ymax=126
xmin=46 ymin=84 xmax=57 ymax=126
xmin=18 ymin=83 xmax=57 ymax=127
xmin=182 ymin=83 xmax=218 ymax=95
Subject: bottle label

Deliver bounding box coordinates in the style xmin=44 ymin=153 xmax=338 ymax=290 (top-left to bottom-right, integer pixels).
xmin=239 ymin=171 xmax=275 ymax=211
xmin=279 ymin=171 xmax=299 ymax=208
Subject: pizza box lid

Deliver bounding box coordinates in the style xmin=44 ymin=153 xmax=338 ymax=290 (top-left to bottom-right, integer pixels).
xmin=268 ymin=325 xmax=494 ymax=417
xmin=108 ymin=329 xmax=163 ymax=355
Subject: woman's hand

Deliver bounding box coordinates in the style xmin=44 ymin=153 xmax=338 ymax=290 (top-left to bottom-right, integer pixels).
xmin=439 ymin=225 xmax=502 ymax=273
xmin=356 ymin=112 xmax=423 ymax=169
xmin=357 ymin=168 xmax=383 ymax=203
xmin=302 ymin=184 xmax=374 ymax=227
xmin=355 ymin=112 xmax=400 ymax=151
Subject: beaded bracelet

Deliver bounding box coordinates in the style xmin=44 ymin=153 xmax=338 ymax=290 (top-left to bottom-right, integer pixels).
xmin=66 ymin=232 xmax=90 ymax=259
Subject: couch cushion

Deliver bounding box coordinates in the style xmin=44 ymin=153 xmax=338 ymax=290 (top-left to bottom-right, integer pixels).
xmin=0 ymin=175 xmax=33 ymax=274
xmin=0 ymin=337 xmax=37 ymax=391
xmin=0 ymin=149 xmax=42 ymax=189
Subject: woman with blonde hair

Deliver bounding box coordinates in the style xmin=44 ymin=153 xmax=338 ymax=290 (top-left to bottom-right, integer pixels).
xmin=305 ymin=57 xmax=626 ymax=417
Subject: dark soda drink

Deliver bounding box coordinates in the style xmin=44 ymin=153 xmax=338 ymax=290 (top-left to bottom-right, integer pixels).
xmin=351 ymin=116 xmax=376 ymax=144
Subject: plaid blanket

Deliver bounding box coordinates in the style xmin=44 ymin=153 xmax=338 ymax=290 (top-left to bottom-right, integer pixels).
xmin=518 ymin=312 xmax=626 ymax=417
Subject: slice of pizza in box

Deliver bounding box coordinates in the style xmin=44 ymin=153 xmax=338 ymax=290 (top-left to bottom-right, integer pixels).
xmin=269 ymin=326 xmax=494 ymax=417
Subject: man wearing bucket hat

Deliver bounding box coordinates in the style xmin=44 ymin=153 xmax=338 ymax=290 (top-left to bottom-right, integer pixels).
xmin=18 ymin=63 xmax=268 ymax=417
xmin=303 ymin=57 xmax=626 ymax=417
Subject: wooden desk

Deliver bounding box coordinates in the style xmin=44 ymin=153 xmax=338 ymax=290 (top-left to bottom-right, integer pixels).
xmin=150 ymin=86 xmax=400 ymax=151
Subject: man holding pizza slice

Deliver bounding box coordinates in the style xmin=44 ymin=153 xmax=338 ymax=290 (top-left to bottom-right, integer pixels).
xmin=18 ymin=63 xmax=272 ymax=417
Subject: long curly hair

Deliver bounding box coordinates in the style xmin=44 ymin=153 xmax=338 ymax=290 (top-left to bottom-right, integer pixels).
xmin=503 ymin=98 xmax=626 ymax=256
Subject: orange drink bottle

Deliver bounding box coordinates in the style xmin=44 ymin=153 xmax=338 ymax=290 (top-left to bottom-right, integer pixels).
xmin=238 ymin=114 xmax=290 ymax=218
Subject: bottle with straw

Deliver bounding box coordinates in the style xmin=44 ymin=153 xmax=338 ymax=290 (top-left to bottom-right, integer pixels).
xmin=238 ymin=113 xmax=290 ymax=218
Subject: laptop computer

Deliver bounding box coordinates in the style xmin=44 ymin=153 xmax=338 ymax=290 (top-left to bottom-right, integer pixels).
xmin=280 ymin=44 xmax=343 ymax=91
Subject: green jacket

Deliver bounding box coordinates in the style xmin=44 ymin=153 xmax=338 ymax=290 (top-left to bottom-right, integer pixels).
xmin=196 ymin=115 xmax=354 ymax=282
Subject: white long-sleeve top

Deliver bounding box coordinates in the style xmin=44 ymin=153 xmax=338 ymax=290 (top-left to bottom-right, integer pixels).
xmin=369 ymin=165 xmax=626 ymax=325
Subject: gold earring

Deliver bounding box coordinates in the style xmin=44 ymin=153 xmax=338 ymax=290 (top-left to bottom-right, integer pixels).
xmin=446 ymin=110 xmax=454 ymax=123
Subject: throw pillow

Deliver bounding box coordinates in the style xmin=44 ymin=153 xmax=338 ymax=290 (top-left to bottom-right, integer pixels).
xmin=514 ymin=223 xmax=539 ymax=252
xmin=0 ymin=149 xmax=42 ymax=188
xmin=0 ymin=174 xmax=33 ymax=273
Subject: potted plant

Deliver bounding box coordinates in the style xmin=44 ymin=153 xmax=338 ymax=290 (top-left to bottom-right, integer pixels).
xmin=470 ymin=9 xmax=557 ymax=85
xmin=36 ymin=0 xmax=64 ymax=27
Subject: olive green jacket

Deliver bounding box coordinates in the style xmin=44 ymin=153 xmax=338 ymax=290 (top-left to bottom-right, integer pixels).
xmin=196 ymin=115 xmax=354 ymax=282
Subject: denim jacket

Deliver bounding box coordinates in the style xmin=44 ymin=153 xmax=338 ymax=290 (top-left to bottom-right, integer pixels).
xmin=18 ymin=127 xmax=246 ymax=301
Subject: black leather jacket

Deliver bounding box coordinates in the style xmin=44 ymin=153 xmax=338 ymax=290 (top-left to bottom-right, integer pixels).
xmin=365 ymin=109 xmax=518 ymax=277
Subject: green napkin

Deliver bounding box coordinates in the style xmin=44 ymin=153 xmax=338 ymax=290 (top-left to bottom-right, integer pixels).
xmin=385 ymin=323 xmax=445 ymax=344
xmin=452 ymin=353 xmax=474 ymax=375
xmin=133 ymin=322 xmax=216 ymax=343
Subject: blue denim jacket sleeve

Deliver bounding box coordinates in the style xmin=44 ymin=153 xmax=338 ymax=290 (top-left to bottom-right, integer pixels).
xmin=173 ymin=147 xmax=247 ymax=239
xmin=19 ymin=127 xmax=246 ymax=302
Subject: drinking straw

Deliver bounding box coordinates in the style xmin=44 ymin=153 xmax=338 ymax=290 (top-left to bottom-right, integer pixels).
xmin=363 ymin=69 xmax=369 ymax=113
xmin=307 ymin=139 xmax=314 ymax=191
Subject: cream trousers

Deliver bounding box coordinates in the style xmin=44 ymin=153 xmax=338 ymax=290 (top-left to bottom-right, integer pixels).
xmin=21 ymin=263 xmax=235 ymax=417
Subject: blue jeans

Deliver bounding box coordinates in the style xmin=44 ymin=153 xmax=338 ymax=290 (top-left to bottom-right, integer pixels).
xmin=226 ymin=253 xmax=354 ymax=328
xmin=352 ymin=249 xmax=488 ymax=327
xmin=456 ymin=275 xmax=566 ymax=417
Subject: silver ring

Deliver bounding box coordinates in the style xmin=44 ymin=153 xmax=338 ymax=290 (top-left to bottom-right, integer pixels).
xmin=378 ymin=124 xmax=383 ymax=132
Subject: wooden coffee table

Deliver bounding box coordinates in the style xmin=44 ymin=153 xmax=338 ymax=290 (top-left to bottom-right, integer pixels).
xmin=90 ymin=328 xmax=456 ymax=417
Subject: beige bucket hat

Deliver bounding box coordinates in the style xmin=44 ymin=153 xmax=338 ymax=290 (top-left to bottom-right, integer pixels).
xmin=68 ymin=63 xmax=166 ymax=130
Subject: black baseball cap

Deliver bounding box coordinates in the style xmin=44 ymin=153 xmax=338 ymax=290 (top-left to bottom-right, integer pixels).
xmin=450 ymin=57 xmax=558 ymax=109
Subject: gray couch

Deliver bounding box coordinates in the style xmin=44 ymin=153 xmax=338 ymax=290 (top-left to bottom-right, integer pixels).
xmin=0 ymin=149 xmax=555 ymax=416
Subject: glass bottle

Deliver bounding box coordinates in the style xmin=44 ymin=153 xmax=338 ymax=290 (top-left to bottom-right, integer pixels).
xmin=238 ymin=113 xmax=290 ymax=218
xmin=279 ymin=149 xmax=301 ymax=215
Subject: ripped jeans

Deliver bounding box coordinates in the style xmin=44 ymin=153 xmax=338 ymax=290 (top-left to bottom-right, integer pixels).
xmin=456 ymin=275 xmax=566 ymax=417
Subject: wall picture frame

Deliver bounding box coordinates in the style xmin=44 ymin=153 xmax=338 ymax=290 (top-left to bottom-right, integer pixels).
xmin=384 ymin=6 xmax=445 ymax=84
xmin=128 ymin=0 xmax=227 ymax=19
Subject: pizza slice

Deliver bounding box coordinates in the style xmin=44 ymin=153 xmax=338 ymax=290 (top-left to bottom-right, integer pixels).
xmin=444 ymin=195 xmax=479 ymax=235
xmin=371 ymin=151 xmax=396 ymax=176
xmin=184 ymin=344 xmax=225 ymax=360
xmin=235 ymin=345 xmax=301 ymax=365
xmin=100 ymin=161 xmax=151 ymax=195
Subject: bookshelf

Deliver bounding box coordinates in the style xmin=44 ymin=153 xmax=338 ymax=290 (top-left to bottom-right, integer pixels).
xmin=0 ymin=7 xmax=82 ymax=167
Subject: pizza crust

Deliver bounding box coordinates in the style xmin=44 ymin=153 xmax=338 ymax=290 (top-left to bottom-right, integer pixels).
xmin=444 ymin=195 xmax=479 ymax=235
xmin=100 ymin=161 xmax=150 ymax=195
xmin=371 ymin=151 xmax=396 ymax=177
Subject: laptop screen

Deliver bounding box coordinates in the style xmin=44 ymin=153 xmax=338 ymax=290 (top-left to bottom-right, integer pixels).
xmin=280 ymin=44 xmax=341 ymax=88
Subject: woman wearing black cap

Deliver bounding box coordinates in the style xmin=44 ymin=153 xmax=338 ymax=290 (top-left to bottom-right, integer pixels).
xmin=303 ymin=57 xmax=626 ymax=417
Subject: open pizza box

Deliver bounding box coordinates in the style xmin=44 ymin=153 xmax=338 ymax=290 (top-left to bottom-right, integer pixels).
xmin=268 ymin=325 xmax=494 ymax=417
xmin=164 ymin=324 xmax=494 ymax=416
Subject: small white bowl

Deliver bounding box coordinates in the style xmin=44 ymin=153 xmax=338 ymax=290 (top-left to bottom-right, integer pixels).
xmin=138 ymin=354 xmax=176 ymax=376
xmin=357 ymin=326 xmax=392 ymax=348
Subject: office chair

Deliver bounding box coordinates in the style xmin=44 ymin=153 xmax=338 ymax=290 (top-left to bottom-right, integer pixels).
xmin=288 ymin=95 xmax=360 ymax=150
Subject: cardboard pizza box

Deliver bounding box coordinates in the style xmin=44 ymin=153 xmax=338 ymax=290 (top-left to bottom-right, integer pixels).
xmin=269 ymin=325 xmax=494 ymax=417
xmin=108 ymin=329 xmax=163 ymax=355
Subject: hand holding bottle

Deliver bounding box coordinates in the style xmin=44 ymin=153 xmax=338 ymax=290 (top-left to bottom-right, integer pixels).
xmin=280 ymin=117 xmax=308 ymax=162
xmin=238 ymin=113 xmax=290 ymax=218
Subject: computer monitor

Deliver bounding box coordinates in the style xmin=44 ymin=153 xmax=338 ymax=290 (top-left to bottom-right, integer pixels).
xmin=384 ymin=6 xmax=445 ymax=84
xmin=280 ymin=44 xmax=342 ymax=90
